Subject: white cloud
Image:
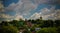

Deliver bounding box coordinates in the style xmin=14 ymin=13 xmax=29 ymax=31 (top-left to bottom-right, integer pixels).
xmin=0 ymin=2 xmax=4 ymax=12
xmin=4 ymin=0 xmax=38 ymax=21
xmin=6 ymin=3 xmax=17 ymax=11
xmin=2 ymin=0 xmax=60 ymax=21
xmin=54 ymin=9 xmax=60 ymax=19
xmin=14 ymin=14 xmax=25 ymax=20
xmin=30 ymin=0 xmax=60 ymax=6
xmin=0 ymin=14 xmax=13 ymax=19
xmin=29 ymin=13 xmax=41 ymax=20
xmin=31 ymin=0 xmax=48 ymax=5
xmin=40 ymin=7 xmax=60 ymax=20
xmin=5 ymin=0 xmax=37 ymax=16
xmin=0 ymin=13 xmax=25 ymax=21
xmin=29 ymin=7 xmax=60 ymax=20
xmin=39 ymin=7 xmax=56 ymax=20
xmin=0 ymin=14 xmax=14 ymax=21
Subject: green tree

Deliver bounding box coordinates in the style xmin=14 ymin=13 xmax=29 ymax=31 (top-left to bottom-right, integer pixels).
xmin=9 ymin=20 xmax=20 ymax=29
xmin=37 ymin=27 xmax=57 ymax=33
xmin=57 ymin=26 xmax=60 ymax=33
xmin=0 ymin=24 xmax=18 ymax=33
xmin=55 ymin=20 xmax=60 ymax=27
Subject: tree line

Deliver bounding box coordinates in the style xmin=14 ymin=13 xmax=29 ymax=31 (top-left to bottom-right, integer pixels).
xmin=0 ymin=17 xmax=60 ymax=33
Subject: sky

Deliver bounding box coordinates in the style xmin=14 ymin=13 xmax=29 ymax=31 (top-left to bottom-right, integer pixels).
xmin=0 ymin=0 xmax=60 ymax=21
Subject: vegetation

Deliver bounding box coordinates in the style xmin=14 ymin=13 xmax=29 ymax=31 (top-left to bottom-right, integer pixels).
xmin=0 ymin=17 xmax=60 ymax=33
xmin=0 ymin=23 xmax=18 ymax=33
xmin=36 ymin=27 xmax=57 ymax=33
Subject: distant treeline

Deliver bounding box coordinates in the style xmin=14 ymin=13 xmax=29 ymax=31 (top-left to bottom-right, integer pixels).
xmin=0 ymin=17 xmax=60 ymax=33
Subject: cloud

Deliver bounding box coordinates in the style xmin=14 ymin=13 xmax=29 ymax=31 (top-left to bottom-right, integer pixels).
xmin=0 ymin=2 xmax=4 ymax=12
xmin=31 ymin=0 xmax=48 ymax=5
xmin=0 ymin=14 xmax=13 ymax=18
xmin=5 ymin=3 xmax=17 ymax=11
xmin=1 ymin=0 xmax=60 ymax=21
xmin=0 ymin=14 xmax=14 ymax=21
xmin=29 ymin=13 xmax=41 ymax=19
xmin=5 ymin=0 xmax=37 ymax=16
xmin=0 ymin=13 xmax=24 ymax=21
xmin=32 ymin=0 xmax=60 ymax=5
xmin=14 ymin=14 xmax=25 ymax=20
xmin=40 ymin=7 xmax=60 ymax=20
xmin=29 ymin=7 xmax=60 ymax=20
xmin=54 ymin=9 xmax=60 ymax=19
xmin=6 ymin=0 xmax=59 ymax=16
xmin=3 ymin=0 xmax=37 ymax=21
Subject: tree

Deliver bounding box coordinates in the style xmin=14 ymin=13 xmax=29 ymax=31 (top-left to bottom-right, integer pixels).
xmin=55 ymin=20 xmax=60 ymax=27
xmin=9 ymin=20 xmax=20 ymax=29
xmin=37 ymin=27 xmax=57 ymax=33
xmin=42 ymin=20 xmax=54 ymax=27
xmin=0 ymin=24 xmax=18 ymax=33
xmin=57 ymin=26 xmax=60 ymax=33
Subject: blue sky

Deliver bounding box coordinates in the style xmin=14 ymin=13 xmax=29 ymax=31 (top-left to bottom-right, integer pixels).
xmin=4 ymin=0 xmax=19 ymax=7
xmin=0 ymin=0 xmax=60 ymax=21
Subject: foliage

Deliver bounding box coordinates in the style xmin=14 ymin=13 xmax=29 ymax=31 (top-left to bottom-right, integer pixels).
xmin=0 ymin=24 xmax=18 ymax=33
xmin=9 ymin=20 xmax=25 ymax=30
xmin=36 ymin=27 xmax=57 ymax=33
xmin=57 ymin=26 xmax=60 ymax=33
xmin=0 ymin=17 xmax=60 ymax=33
